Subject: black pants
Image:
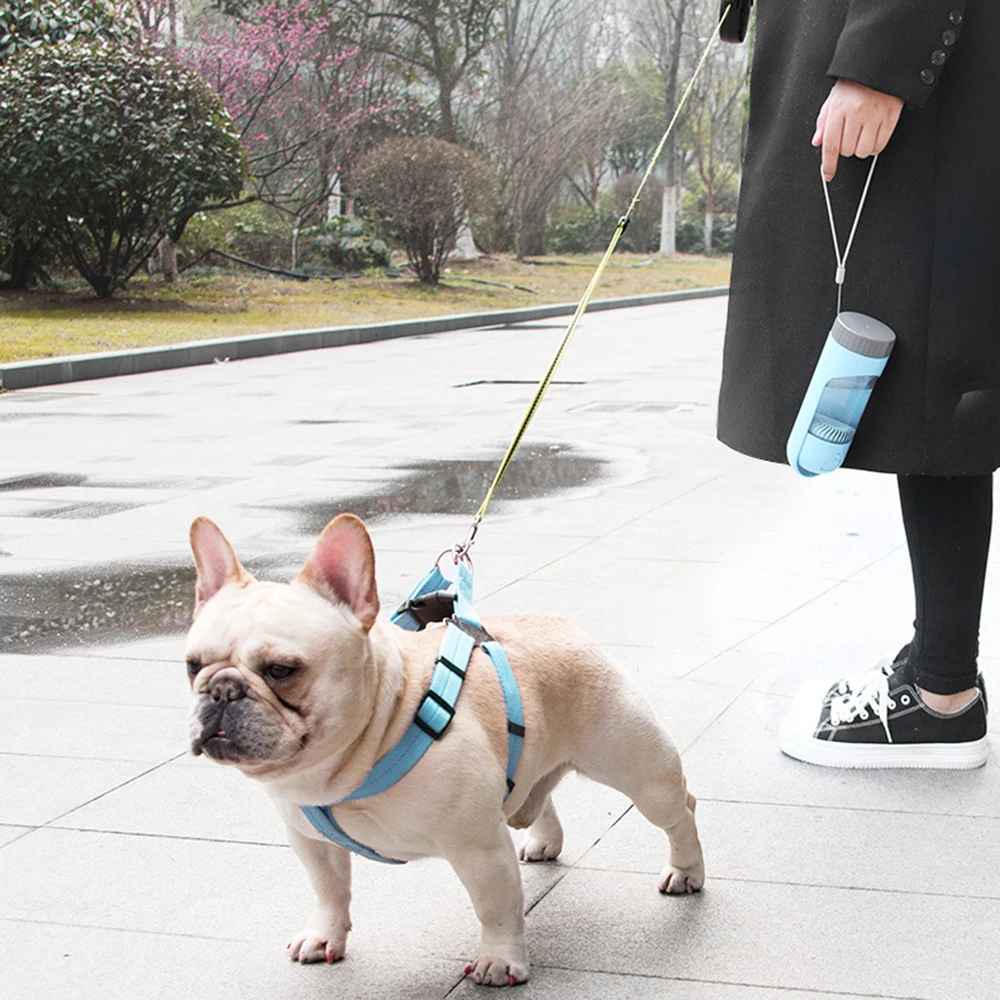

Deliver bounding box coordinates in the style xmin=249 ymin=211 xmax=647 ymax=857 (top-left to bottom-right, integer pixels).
xmin=898 ymin=473 xmax=993 ymax=694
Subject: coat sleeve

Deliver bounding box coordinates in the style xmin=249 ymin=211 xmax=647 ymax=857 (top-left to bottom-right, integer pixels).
xmin=827 ymin=0 xmax=966 ymax=108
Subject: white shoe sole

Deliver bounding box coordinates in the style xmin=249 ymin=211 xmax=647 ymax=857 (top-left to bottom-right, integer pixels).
xmin=779 ymin=730 xmax=989 ymax=770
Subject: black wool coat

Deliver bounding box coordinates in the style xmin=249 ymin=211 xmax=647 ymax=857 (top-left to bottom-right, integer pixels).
xmin=718 ymin=0 xmax=1000 ymax=475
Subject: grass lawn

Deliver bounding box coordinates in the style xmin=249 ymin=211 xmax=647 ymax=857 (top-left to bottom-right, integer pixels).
xmin=0 ymin=252 xmax=730 ymax=365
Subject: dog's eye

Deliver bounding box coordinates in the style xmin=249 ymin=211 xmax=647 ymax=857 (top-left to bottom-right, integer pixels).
xmin=264 ymin=664 xmax=297 ymax=681
xmin=186 ymin=659 xmax=201 ymax=678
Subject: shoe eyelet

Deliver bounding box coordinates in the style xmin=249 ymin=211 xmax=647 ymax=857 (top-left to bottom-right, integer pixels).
xmin=901 ymin=695 xmax=911 ymax=705
xmin=888 ymin=699 xmax=896 ymax=710
xmin=860 ymin=711 xmax=869 ymax=720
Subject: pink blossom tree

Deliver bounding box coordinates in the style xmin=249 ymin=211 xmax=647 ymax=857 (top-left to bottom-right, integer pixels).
xmin=181 ymin=1 xmax=393 ymax=253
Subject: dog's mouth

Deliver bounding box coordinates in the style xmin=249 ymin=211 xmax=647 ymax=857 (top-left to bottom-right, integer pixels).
xmin=199 ymin=730 xmax=246 ymax=762
xmin=189 ymin=700 xmax=305 ymax=766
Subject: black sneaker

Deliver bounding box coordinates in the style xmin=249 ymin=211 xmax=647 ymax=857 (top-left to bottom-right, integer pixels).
xmin=817 ymin=645 xmax=987 ymax=714
xmin=779 ymin=664 xmax=989 ymax=769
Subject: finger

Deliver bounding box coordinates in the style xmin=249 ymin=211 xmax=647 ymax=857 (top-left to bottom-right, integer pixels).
xmin=813 ymin=100 xmax=830 ymax=147
xmin=854 ymin=122 xmax=877 ymax=159
xmin=840 ymin=117 xmax=862 ymax=159
xmin=822 ymin=111 xmax=845 ymax=181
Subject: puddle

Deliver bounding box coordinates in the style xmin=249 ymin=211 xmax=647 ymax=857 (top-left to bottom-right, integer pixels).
xmin=0 ymin=555 xmax=290 ymax=654
xmin=0 ymin=442 xmax=634 ymax=652
xmin=0 ymin=473 xmax=237 ymax=493
xmin=0 ymin=473 xmax=88 ymax=491
xmin=276 ymin=443 xmax=610 ymax=535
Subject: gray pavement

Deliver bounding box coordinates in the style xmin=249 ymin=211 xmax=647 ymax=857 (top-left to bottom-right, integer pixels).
xmin=2 ymin=295 xmax=998 ymax=999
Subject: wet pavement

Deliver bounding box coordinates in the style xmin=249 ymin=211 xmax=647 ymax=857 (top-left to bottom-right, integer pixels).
xmin=2 ymin=295 xmax=999 ymax=1000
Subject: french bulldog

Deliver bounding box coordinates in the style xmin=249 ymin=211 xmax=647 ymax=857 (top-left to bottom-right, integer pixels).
xmin=185 ymin=513 xmax=704 ymax=986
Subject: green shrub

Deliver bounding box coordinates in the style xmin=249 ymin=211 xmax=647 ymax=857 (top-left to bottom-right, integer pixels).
xmin=299 ymin=216 xmax=389 ymax=273
xmin=179 ymin=203 xmax=292 ymax=270
xmin=546 ymin=210 xmax=619 ymax=254
xmin=675 ymin=214 xmax=737 ymax=255
xmin=0 ymin=40 xmax=246 ymax=297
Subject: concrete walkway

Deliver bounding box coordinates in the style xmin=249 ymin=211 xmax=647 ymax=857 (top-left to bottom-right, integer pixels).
xmin=2 ymin=295 xmax=998 ymax=999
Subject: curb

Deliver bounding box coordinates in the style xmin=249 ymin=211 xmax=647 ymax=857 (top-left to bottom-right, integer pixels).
xmin=0 ymin=285 xmax=728 ymax=391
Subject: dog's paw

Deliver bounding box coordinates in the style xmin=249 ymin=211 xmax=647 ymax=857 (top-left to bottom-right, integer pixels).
xmin=517 ymin=831 xmax=562 ymax=863
xmin=464 ymin=946 xmax=529 ymax=987
xmin=287 ymin=911 xmax=350 ymax=964
xmin=658 ymin=863 xmax=705 ymax=895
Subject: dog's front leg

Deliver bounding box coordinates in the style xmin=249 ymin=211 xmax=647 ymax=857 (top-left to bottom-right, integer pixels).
xmin=285 ymin=822 xmax=353 ymax=964
xmin=448 ymin=825 xmax=529 ymax=986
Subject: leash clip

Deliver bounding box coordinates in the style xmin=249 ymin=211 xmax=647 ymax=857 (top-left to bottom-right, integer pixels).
xmin=451 ymin=519 xmax=480 ymax=565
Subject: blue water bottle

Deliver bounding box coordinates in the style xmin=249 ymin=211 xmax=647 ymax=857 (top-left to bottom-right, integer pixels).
xmin=786 ymin=311 xmax=895 ymax=477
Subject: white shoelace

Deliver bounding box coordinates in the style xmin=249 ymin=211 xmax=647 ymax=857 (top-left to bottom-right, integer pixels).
xmin=831 ymin=657 xmax=896 ymax=698
xmin=829 ymin=673 xmax=895 ymax=742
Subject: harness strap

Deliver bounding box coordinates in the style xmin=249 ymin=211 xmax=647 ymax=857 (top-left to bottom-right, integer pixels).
xmin=300 ymin=803 xmax=406 ymax=864
xmin=482 ymin=639 xmax=524 ymax=799
xmin=343 ymin=623 xmax=473 ymax=801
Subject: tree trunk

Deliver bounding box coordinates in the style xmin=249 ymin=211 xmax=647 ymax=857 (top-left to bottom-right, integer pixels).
xmin=657 ymin=0 xmax=689 ymax=258
xmin=516 ymin=208 xmax=546 ymax=259
xmin=439 ymin=82 xmax=457 ymax=143
xmin=161 ymin=237 xmax=178 ymax=283
xmin=704 ymin=188 xmax=715 ymax=254
xmin=2 ymin=238 xmax=42 ymax=289
xmin=659 ymin=181 xmax=678 ymax=258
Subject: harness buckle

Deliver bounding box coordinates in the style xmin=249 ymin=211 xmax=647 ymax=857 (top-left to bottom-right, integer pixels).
xmin=413 ymin=688 xmax=456 ymax=740
xmin=395 ymin=589 xmax=455 ymax=626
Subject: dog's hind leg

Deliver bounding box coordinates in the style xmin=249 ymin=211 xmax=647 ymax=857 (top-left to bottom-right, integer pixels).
xmin=574 ymin=696 xmax=704 ymax=894
xmin=507 ymin=765 xmax=569 ymax=862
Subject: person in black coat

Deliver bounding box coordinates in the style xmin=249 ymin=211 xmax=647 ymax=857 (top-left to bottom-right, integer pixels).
xmin=717 ymin=0 xmax=993 ymax=768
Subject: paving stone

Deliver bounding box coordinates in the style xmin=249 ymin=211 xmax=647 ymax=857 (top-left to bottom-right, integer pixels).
xmin=579 ymin=797 xmax=1000 ymax=899
xmin=0 ymin=698 xmax=188 ymax=762
xmin=1 ymin=920 xmax=462 ymax=1000
xmin=0 ymin=755 xmax=154 ymax=826
xmin=522 ymin=868 xmax=1000 ymax=1000
xmin=450 ymin=966 xmax=880 ymax=1000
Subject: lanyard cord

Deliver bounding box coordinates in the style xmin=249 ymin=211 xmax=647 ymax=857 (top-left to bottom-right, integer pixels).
xmin=821 ymin=155 xmax=878 ymax=314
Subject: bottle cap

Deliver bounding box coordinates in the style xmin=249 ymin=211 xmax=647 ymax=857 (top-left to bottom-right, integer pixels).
xmin=832 ymin=312 xmax=896 ymax=359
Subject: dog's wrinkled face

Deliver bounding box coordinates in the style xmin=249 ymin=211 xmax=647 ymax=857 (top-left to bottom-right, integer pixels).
xmin=185 ymin=514 xmax=381 ymax=779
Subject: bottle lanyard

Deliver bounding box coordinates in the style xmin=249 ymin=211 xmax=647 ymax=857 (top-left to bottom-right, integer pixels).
xmin=821 ymin=155 xmax=878 ymax=314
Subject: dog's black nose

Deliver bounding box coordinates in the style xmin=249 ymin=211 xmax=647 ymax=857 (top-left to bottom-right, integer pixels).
xmin=209 ymin=669 xmax=247 ymax=703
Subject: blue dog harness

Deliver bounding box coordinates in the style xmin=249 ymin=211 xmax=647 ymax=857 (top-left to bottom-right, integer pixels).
xmin=300 ymin=559 xmax=525 ymax=863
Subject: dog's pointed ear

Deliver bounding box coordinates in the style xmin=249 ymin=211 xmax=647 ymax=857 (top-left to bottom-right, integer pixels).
xmin=296 ymin=513 xmax=380 ymax=631
xmin=189 ymin=517 xmax=254 ymax=616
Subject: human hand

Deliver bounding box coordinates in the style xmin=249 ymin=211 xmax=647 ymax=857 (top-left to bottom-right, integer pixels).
xmin=812 ymin=79 xmax=904 ymax=181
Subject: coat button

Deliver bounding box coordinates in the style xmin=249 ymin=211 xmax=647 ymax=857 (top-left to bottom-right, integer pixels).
xmin=942 ymin=28 xmax=957 ymax=45
xmin=948 ymin=9 xmax=963 ymax=24
xmin=920 ymin=68 xmax=935 ymax=85
xmin=931 ymin=49 xmax=947 ymax=66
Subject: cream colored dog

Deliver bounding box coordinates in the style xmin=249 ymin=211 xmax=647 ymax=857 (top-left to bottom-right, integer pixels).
xmin=185 ymin=513 xmax=704 ymax=986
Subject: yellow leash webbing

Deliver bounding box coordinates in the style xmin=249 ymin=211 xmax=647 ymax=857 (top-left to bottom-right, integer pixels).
xmin=457 ymin=6 xmax=733 ymax=557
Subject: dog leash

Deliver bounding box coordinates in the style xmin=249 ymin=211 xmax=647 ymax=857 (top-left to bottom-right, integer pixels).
xmin=450 ymin=5 xmax=735 ymax=563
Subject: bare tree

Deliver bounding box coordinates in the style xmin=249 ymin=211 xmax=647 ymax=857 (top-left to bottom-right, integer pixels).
xmin=471 ymin=0 xmax=623 ymax=257
xmin=629 ymin=0 xmax=694 ymax=257
xmin=687 ymin=25 xmax=746 ymax=251
xmin=344 ymin=0 xmax=503 ymax=142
